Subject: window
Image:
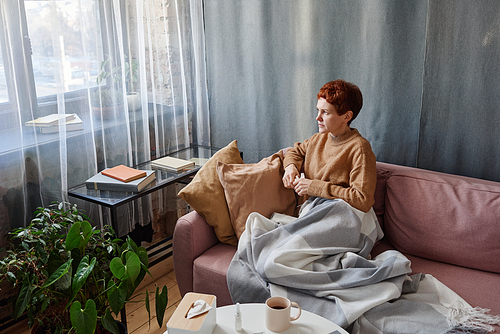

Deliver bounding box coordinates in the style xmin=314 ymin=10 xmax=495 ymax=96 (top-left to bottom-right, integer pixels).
xmin=24 ymin=1 xmax=101 ymax=98
xmin=0 ymin=0 xmax=210 ymax=235
xmin=0 ymin=0 xmax=119 ymax=116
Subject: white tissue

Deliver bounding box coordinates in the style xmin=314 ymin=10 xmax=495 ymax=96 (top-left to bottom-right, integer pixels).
xmin=186 ymin=299 xmax=212 ymax=319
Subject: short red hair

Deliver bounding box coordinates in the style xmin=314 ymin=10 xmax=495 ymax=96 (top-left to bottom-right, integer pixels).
xmin=317 ymin=80 xmax=363 ymax=124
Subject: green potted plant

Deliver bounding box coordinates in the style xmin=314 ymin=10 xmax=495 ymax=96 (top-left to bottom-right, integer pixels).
xmin=0 ymin=202 xmax=168 ymax=334
xmin=91 ymin=56 xmax=141 ymax=115
xmin=91 ymin=57 xmax=125 ymax=119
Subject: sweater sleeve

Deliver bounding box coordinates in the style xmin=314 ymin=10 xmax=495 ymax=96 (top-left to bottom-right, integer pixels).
xmin=307 ymin=144 xmax=377 ymax=212
xmin=283 ymin=138 xmax=310 ymax=172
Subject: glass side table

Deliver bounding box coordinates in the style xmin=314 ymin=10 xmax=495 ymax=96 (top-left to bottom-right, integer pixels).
xmin=68 ymin=145 xmax=218 ymax=234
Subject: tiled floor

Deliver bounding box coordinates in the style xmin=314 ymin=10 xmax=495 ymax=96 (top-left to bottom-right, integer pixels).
xmin=0 ymin=256 xmax=181 ymax=334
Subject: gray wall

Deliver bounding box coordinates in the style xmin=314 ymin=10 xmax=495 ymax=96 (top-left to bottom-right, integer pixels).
xmin=204 ymin=0 xmax=500 ymax=182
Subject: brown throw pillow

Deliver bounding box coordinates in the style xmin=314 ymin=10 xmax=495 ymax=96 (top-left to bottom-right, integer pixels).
xmin=216 ymin=151 xmax=297 ymax=239
xmin=177 ymin=140 xmax=244 ymax=246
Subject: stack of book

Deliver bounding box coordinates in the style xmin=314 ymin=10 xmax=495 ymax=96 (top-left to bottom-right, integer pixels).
xmin=150 ymin=156 xmax=195 ymax=172
xmin=86 ymin=165 xmax=156 ymax=192
xmin=25 ymin=113 xmax=83 ymax=133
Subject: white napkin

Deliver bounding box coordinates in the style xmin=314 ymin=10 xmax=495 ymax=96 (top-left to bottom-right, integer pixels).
xmin=186 ymin=299 xmax=212 ymax=319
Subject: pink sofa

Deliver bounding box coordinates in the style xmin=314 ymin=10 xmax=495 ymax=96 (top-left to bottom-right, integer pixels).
xmin=173 ymin=161 xmax=500 ymax=326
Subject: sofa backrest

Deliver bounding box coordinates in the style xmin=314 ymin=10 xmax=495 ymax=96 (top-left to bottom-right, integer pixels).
xmin=375 ymin=162 xmax=500 ymax=274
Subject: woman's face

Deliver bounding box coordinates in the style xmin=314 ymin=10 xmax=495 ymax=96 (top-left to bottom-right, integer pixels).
xmin=316 ymin=98 xmax=351 ymax=136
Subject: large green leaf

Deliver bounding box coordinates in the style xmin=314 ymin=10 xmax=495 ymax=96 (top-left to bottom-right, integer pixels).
xmin=72 ymin=255 xmax=96 ymax=296
xmin=145 ymin=287 xmax=151 ymax=328
xmin=66 ymin=221 xmax=92 ymax=253
xmin=43 ymin=259 xmax=73 ymax=288
xmin=124 ymin=252 xmax=140 ymax=283
xmin=134 ymin=247 xmax=150 ymax=286
xmin=110 ymin=252 xmax=140 ymax=283
xmin=107 ymin=283 xmax=127 ymax=316
xmin=155 ymin=285 xmax=168 ymax=328
xmin=13 ymin=277 xmax=31 ymax=319
xmin=109 ymin=257 xmax=126 ymax=280
xmin=102 ymin=308 xmax=120 ymax=334
xmin=70 ymin=299 xmax=97 ymax=334
xmin=66 ymin=222 xmax=82 ymax=251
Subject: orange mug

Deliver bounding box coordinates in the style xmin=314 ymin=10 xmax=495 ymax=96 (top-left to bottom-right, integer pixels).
xmin=265 ymin=296 xmax=301 ymax=332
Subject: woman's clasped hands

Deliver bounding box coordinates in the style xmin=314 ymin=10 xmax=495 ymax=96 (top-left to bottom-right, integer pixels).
xmin=283 ymin=164 xmax=312 ymax=196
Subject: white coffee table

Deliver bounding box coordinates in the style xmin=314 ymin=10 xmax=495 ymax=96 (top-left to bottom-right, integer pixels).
xmin=213 ymin=303 xmax=348 ymax=334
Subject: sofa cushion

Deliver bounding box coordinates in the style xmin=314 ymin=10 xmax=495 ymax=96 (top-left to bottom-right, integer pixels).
xmin=217 ymin=151 xmax=297 ymax=239
xmin=178 ymin=140 xmax=244 ymax=246
xmin=383 ymin=165 xmax=500 ymax=273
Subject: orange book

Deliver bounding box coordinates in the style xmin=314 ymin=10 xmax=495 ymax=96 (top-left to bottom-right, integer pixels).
xmin=101 ymin=165 xmax=147 ymax=183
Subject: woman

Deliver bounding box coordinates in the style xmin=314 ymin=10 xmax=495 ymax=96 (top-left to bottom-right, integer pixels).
xmin=282 ymin=79 xmax=377 ymax=212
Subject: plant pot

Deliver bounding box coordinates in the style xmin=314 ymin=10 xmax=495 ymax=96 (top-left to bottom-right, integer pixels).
xmin=127 ymin=92 xmax=141 ymax=111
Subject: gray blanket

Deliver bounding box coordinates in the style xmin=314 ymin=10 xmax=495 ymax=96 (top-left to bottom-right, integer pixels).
xmin=228 ymin=198 xmax=500 ymax=333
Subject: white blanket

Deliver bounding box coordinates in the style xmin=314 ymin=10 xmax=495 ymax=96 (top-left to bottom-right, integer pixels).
xmin=227 ymin=198 xmax=500 ymax=333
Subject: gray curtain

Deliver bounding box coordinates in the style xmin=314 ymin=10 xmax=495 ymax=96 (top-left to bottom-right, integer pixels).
xmin=204 ymin=0 xmax=500 ymax=182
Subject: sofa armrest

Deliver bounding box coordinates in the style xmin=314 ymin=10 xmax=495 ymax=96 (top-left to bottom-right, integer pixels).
xmin=173 ymin=211 xmax=220 ymax=296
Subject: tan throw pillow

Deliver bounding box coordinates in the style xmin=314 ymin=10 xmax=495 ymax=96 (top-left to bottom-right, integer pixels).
xmin=177 ymin=140 xmax=244 ymax=246
xmin=216 ymin=151 xmax=297 ymax=239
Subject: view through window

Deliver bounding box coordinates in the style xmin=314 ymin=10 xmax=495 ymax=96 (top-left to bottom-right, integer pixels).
xmin=24 ymin=0 xmax=101 ymax=98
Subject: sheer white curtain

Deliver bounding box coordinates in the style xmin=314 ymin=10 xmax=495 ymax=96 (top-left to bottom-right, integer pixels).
xmin=0 ymin=0 xmax=209 ymax=240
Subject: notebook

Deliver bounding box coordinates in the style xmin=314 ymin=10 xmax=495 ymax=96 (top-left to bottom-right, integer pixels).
xmin=101 ymin=165 xmax=147 ymax=183
xmin=150 ymin=156 xmax=195 ymax=172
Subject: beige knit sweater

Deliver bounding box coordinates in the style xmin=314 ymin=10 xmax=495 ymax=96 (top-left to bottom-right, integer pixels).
xmin=283 ymin=129 xmax=377 ymax=212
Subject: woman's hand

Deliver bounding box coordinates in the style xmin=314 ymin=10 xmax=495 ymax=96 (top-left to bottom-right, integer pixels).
xmin=283 ymin=164 xmax=299 ymax=188
xmin=293 ymin=177 xmax=312 ymax=196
